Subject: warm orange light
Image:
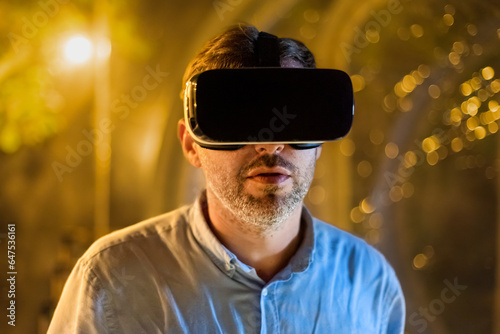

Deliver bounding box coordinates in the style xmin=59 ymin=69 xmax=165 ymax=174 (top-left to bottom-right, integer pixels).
xmin=64 ymin=35 xmax=93 ymax=64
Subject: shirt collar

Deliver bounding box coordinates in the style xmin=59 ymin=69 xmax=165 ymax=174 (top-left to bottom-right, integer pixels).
xmin=189 ymin=191 xmax=235 ymax=276
xmin=189 ymin=191 xmax=316 ymax=284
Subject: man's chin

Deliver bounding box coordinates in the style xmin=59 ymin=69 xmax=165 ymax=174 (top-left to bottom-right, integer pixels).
xmin=244 ymin=183 xmax=292 ymax=199
xmin=243 ymin=191 xmax=301 ymax=214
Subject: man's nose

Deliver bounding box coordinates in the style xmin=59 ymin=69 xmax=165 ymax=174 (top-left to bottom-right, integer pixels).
xmin=254 ymin=143 xmax=285 ymax=154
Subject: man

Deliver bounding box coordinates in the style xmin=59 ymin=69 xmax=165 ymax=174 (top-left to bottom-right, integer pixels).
xmin=49 ymin=24 xmax=405 ymax=333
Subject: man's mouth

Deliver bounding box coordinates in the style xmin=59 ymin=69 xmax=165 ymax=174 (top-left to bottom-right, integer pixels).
xmin=246 ymin=167 xmax=291 ymax=184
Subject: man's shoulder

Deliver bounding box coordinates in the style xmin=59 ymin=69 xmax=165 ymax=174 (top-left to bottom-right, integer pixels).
xmin=312 ymin=217 xmax=393 ymax=272
xmin=310 ymin=218 xmax=405 ymax=331
xmin=312 ymin=217 xmax=368 ymax=247
xmin=80 ymin=204 xmax=193 ymax=266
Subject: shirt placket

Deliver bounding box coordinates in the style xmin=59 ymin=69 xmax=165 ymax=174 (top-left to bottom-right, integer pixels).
xmin=260 ymin=283 xmax=280 ymax=334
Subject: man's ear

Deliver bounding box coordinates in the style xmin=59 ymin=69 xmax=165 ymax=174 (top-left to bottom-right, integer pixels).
xmin=178 ymin=119 xmax=202 ymax=168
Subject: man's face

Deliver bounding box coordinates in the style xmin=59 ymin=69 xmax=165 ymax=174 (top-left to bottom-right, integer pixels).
xmin=196 ymin=144 xmax=321 ymax=230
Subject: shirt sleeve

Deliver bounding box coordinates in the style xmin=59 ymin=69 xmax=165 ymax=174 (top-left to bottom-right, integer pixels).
xmin=382 ymin=271 xmax=406 ymax=334
xmin=48 ymin=258 xmax=115 ymax=334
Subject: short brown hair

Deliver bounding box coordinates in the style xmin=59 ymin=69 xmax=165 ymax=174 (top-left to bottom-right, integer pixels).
xmin=181 ymin=24 xmax=316 ymax=97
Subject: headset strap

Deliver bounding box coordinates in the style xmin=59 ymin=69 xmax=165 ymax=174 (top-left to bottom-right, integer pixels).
xmin=256 ymin=31 xmax=281 ymax=67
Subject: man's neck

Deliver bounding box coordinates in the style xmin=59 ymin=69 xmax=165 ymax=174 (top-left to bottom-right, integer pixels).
xmin=202 ymin=190 xmax=304 ymax=283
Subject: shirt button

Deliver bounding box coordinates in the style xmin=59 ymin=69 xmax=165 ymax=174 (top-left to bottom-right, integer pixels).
xmin=262 ymin=289 xmax=268 ymax=296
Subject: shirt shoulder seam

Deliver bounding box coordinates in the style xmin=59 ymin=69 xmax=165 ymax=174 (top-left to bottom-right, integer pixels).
xmin=79 ymin=206 xmax=191 ymax=270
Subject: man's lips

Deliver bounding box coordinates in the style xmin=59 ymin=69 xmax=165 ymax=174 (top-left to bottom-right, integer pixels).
xmin=246 ymin=167 xmax=291 ymax=184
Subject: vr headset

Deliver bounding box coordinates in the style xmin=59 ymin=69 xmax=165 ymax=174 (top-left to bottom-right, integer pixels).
xmin=183 ymin=32 xmax=354 ymax=150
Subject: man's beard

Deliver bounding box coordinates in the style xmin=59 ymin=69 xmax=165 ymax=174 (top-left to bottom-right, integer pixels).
xmin=205 ymin=154 xmax=315 ymax=231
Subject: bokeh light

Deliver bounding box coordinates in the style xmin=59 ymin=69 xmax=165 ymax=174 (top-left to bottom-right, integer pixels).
xmin=64 ymin=35 xmax=93 ymax=64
